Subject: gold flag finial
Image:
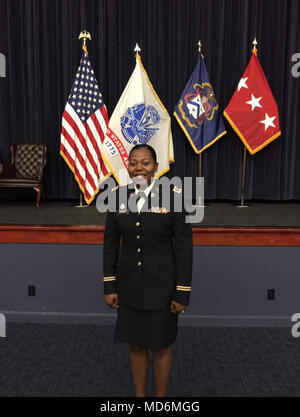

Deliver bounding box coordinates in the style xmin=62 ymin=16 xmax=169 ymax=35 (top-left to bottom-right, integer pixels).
xmin=79 ymin=30 xmax=91 ymax=55
xmin=198 ymin=40 xmax=202 ymax=52
xmin=252 ymin=38 xmax=258 ymax=56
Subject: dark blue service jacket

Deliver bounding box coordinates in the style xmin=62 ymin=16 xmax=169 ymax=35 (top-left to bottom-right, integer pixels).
xmin=103 ymin=181 xmax=193 ymax=310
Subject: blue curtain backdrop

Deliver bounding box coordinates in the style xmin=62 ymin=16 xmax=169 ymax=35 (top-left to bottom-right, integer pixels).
xmin=0 ymin=0 xmax=299 ymax=200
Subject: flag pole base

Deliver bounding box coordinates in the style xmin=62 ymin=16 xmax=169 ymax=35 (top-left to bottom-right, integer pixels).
xmin=69 ymin=201 xmax=89 ymax=208
xmin=70 ymin=193 xmax=89 ymax=207
xmin=70 ymin=203 xmax=89 ymax=208
xmin=234 ymin=202 xmax=251 ymax=208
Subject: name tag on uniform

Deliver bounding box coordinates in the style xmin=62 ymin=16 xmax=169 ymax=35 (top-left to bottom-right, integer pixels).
xmin=149 ymin=206 xmax=169 ymax=214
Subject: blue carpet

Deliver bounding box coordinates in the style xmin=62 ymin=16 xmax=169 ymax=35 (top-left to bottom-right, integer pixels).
xmin=0 ymin=323 xmax=299 ymax=397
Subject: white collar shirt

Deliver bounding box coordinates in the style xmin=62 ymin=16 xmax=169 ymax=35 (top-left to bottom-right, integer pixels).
xmin=134 ymin=180 xmax=155 ymax=213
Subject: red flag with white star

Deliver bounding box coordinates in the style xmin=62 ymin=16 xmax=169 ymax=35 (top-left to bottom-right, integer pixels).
xmin=224 ymin=51 xmax=281 ymax=154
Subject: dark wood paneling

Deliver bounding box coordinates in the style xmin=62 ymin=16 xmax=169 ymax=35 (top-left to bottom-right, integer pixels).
xmin=1 ymin=225 xmax=300 ymax=246
xmin=192 ymin=227 xmax=300 ymax=246
xmin=0 ymin=225 xmax=103 ymax=244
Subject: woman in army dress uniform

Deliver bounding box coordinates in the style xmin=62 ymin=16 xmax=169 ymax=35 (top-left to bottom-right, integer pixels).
xmin=103 ymin=144 xmax=193 ymax=397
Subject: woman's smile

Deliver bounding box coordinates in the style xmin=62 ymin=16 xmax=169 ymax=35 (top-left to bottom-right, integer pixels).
xmin=128 ymin=147 xmax=158 ymax=187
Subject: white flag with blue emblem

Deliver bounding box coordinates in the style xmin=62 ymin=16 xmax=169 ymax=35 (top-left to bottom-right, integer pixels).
xmin=102 ymin=54 xmax=174 ymax=185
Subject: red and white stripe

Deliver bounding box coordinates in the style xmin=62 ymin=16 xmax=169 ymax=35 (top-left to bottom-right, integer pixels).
xmin=60 ymin=102 xmax=110 ymax=203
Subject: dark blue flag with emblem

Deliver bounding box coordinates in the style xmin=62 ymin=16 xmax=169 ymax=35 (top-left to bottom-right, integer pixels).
xmin=174 ymin=54 xmax=226 ymax=153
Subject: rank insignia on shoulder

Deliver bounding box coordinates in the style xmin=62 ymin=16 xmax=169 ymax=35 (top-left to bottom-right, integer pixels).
xmin=111 ymin=185 xmax=119 ymax=192
xmin=173 ymin=186 xmax=182 ymax=194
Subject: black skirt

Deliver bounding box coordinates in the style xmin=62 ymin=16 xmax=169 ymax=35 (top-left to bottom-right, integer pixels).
xmin=114 ymin=304 xmax=178 ymax=349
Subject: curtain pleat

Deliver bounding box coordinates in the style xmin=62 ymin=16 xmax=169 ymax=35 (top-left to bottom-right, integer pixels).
xmin=0 ymin=0 xmax=299 ymax=200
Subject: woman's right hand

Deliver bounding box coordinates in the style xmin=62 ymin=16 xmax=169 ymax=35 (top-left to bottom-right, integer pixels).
xmin=104 ymin=293 xmax=119 ymax=309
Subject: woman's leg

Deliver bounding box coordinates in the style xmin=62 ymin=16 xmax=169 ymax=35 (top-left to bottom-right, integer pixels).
xmin=129 ymin=343 xmax=149 ymax=397
xmin=151 ymin=345 xmax=172 ymax=397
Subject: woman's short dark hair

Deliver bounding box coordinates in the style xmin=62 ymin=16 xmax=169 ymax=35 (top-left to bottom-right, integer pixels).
xmin=129 ymin=144 xmax=157 ymax=164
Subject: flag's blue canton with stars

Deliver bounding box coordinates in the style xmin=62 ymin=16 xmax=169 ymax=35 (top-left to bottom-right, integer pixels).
xmin=68 ymin=52 xmax=103 ymax=123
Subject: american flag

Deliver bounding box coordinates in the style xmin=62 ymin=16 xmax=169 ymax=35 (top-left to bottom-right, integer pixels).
xmin=60 ymin=50 xmax=110 ymax=204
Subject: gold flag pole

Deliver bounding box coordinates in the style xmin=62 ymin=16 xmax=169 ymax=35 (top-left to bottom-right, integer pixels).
xmin=237 ymin=38 xmax=257 ymax=209
xmin=238 ymin=146 xmax=248 ymax=208
xmin=72 ymin=30 xmax=92 ymax=208
xmin=197 ymin=40 xmax=205 ymax=207
xmin=198 ymin=40 xmax=202 ymax=181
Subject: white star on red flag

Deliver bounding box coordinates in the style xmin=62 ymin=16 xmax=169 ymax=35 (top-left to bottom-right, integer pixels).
xmin=224 ymin=52 xmax=281 ymax=154
xmin=259 ymin=113 xmax=276 ymax=131
xmin=246 ymin=94 xmax=262 ymax=111
xmin=238 ymin=77 xmax=248 ymax=91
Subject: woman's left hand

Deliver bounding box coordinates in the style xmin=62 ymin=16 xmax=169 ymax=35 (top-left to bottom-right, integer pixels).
xmin=170 ymin=300 xmax=186 ymax=314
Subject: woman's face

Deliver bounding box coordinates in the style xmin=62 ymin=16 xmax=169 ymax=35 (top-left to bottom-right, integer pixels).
xmin=128 ymin=147 xmax=158 ymax=187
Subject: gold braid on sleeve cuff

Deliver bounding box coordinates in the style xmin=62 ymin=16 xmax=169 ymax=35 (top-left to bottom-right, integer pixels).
xmin=176 ymin=285 xmax=191 ymax=292
xmin=103 ymin=276 xmax=116 ymax=282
